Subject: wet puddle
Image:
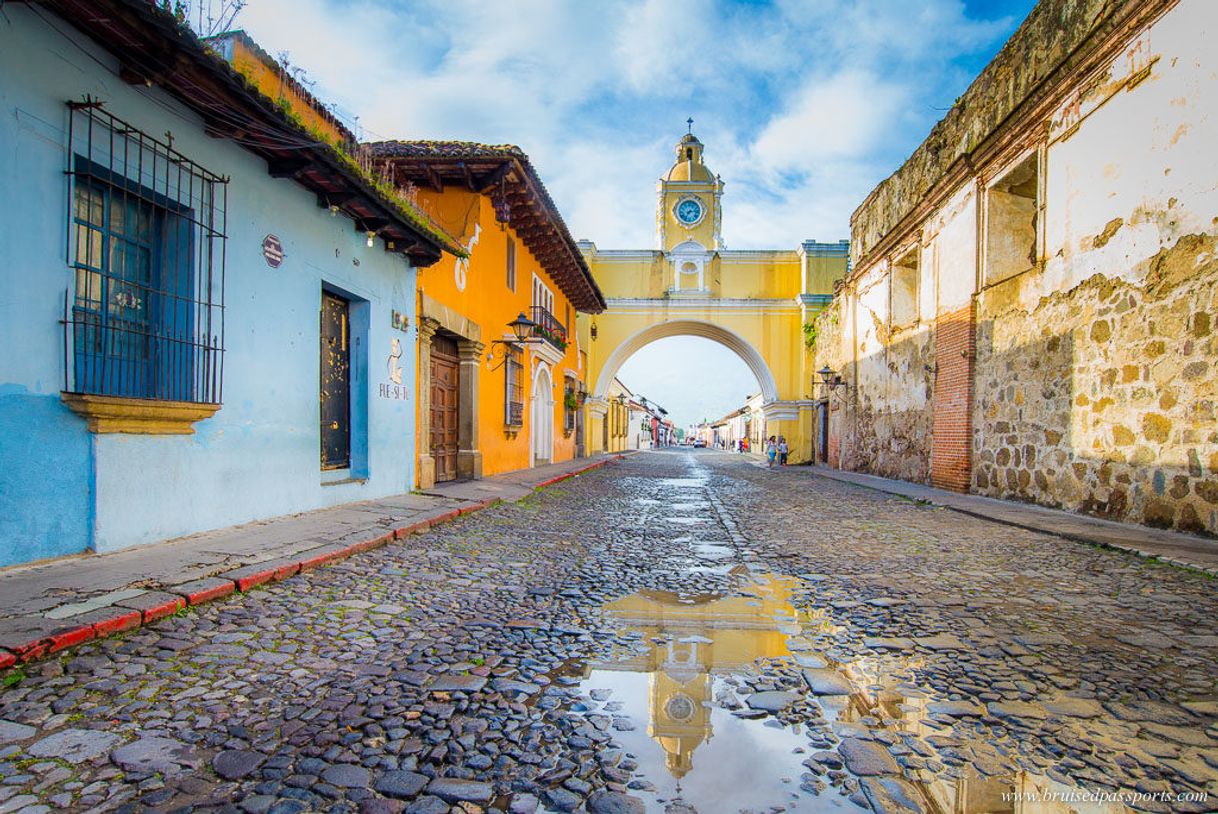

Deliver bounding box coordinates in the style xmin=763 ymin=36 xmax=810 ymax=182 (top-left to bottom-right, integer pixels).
xmin=566 ymin=570 xmax=1135 ymax=814
xmin=690 ymin=541 xmax=733 ymax=560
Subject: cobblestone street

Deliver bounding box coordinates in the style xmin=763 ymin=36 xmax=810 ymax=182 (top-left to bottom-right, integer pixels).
xmin=1 ymin=450 xmax=1216 ymax=814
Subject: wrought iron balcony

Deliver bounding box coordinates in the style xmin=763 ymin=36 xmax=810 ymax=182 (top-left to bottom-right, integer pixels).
xmin=529 ymin=305 xmax=568 ymax=352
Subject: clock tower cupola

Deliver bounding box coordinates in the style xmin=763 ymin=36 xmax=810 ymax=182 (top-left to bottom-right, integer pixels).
xmin=656 ymin=124 xmax=724 ymax=254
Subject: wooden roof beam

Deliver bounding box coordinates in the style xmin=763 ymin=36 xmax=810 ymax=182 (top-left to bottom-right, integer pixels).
xmin=476 ymin=161 xmax=516 ymax=193
xmin=267 ymin=156 xmax=313 ymax=178
xmin=420 ymin=162 xmax=444 ymax=192
xmin=457 ymin=161 xmax=483 ymax=192
xmin=354 ymin=217 xmax=390 ymax=233
xmin=316 ymin=192 xmax=358 ymax=210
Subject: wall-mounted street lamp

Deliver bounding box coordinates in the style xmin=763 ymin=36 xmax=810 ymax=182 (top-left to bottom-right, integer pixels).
xmin=815 ymin=365 xmax=855 ymax=397
xmin=506 ymin=312 xmax=537 ymax=344
xmin=486 ymin=312 xmax=540 ymax=370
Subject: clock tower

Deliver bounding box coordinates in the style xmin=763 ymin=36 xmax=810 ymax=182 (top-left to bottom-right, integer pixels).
xmin=657 ymin=130 xmax=723 ymax=253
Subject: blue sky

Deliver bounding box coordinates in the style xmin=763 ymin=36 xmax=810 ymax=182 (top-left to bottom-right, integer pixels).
xmin=238 ymin=0 xmax=1037 ymax=429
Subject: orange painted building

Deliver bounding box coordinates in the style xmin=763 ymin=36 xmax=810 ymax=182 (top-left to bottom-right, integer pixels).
xmin=207 ymin=31 xmax=351 ymax=148
xmin=369 ymin=143 xmax=606 ymax=486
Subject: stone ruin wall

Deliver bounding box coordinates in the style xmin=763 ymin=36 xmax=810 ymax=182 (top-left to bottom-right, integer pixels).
xmin=974 ymin=231 xmax=1218 ymax=534
xmin=810 ymin=294 xmax=848 ymax=468
xmin=850 ymin=0 xmax=1145 ymax=263
xmin=810 ymin=278 xmax=935 ymax=483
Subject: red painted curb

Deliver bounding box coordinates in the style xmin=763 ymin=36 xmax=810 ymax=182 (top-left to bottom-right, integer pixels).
xmin=9 ymin=639 xmax=50 ymax=663
xmin=93 ymin=610 xmax=143 ymax=637
xmin=144 ymin=596 xmax=187 ymax=623
xmin=348 ymin=533 xmax=394 ymax=555
xmin=534 ymin=456 xmax=620 ymax=489
xmin=184 ymin=581 xmax=236 ymax=606
xmin=0 ymin=457 xmax=624 ymax=673
xmin=299 ymin=548 xmax=346 ymax=570
xmin=46 ymin=625 xmax=95 ymax=656
xmin=273 ymin=562 xmax=301 ymax=581
xmin=235 ymin=568 xmax=277 ymax=592
xmin=394 ymin=521 xmax=426 ymax=539
xmin=429 ymin=509 xmax=461 ymax=528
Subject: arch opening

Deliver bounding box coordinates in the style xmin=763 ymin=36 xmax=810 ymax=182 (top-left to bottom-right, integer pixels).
xmin=592 ymin=320 xmax=780 ymax=405
xmin=530 ymin=363 xmax=554 ymax=466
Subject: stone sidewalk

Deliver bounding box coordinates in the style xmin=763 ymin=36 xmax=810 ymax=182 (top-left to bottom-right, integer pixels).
xmin=803 ymin=464 xmax=1218 ymax=574
xmin=0 ymin=453 xmax=628 ymax=669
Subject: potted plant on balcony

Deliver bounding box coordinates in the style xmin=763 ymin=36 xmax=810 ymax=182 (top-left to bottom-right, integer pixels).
xmin=537 ymin=325 xmax=568 ymax=352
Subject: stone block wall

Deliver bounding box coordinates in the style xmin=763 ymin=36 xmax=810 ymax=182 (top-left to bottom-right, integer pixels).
xmin=975 ymin=233 xmax=1218 ymax=533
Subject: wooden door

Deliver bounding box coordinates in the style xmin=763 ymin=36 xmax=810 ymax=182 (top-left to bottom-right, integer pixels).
xmin=817 ymin=402 xmax=829 ymax=463
xmin=320 ymin=291 xmax=351 ymax=470
xmin=575 ymin=403 xmax=585 ymax=458
xmin=430 ymin=335 xmax=460 ymax=482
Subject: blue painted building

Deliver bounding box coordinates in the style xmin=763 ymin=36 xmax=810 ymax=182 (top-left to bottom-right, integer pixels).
xmin=0 ymin=1 xmax=456 ymax=567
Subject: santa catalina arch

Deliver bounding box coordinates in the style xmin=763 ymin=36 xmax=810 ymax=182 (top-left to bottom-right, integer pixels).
xmin=578 ymin=131 xmax=848 ymax=461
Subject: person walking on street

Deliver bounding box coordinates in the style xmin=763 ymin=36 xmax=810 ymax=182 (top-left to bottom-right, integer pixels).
xmin=778 ymin=436 xmax=789 ymax=466
xmin=766 ymin=436 xmax=777 ymax=468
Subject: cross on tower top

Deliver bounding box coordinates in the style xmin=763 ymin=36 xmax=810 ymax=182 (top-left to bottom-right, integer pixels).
xmin=686 ymin=117 xmax=694 ymax=134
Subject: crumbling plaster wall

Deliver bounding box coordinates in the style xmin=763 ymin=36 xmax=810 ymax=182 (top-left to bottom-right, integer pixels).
xmin=973 ymin=0 xmax=1218 ymax=533
xmin=811 ymin=258 xmax=934 ymax=482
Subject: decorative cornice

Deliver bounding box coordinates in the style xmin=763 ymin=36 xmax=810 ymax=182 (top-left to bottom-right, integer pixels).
xmin=604 ymin=297 xmax=799 ymax=312
xmin=719 ymin=250 xmax=800 ymax=261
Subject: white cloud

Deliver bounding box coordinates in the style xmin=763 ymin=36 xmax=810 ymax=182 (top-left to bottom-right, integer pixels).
xmin=234 ymin=0 xmax=1023 ymax=248
xmin=233 ymin=0 xmax=1029 ymax=409
xmin=752 ymin=71 xmax=907 ymax=171
xmin=614 ymin=0 xmax=717 ymax=95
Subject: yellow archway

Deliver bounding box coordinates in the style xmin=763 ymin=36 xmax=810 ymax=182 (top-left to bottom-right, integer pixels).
xmin=591 ymin=320 xmax=779 ymax=403
xmin=574 ymin=130 xmax=849 ymax=463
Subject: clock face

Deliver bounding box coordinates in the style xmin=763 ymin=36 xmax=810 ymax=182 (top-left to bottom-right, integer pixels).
xmin=676 ymin=198 xmax=703 ymax=225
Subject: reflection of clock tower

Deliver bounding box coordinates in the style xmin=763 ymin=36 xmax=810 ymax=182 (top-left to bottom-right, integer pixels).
xmin=657 ymin=128 xmax=724 ymax=292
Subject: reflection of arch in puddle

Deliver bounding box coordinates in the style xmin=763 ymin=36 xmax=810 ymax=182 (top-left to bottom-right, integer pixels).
xmin=583 ymin=578 xmax=1139 ymax=811
xmin=593 ymin=575 xmax=801 ymax=778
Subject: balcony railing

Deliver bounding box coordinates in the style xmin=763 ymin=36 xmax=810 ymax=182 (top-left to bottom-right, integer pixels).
xmin=530 ymin=305 xmax=568 ymax=352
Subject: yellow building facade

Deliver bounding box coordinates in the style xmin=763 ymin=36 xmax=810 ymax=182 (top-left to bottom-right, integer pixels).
xmin=369 ymin=143 xmax=605 ymax=486
xmin=579 ymin=131 xmax=848 ymax=462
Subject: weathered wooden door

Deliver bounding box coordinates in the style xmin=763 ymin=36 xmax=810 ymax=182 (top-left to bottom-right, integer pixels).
xmin=320 ymin=291 xmax=351 ymax=470
xmin=430 ymin=335 xmax=460 ymax=482
xmin=817 ymin=401 xmax=829 ymax=463
xmin=575 ymin=404 xmax=585 ymax=458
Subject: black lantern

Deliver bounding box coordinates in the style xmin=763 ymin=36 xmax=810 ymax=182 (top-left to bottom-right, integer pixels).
xmin=818 ymin=365 xmax=835 ymax=385
xmin=507 ymin=312 xmax=537 ymax=343
xmin=487 ymin=313 xmax=539 ymax=371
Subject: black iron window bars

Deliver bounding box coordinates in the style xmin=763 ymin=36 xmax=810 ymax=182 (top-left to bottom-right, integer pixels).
xmin=63 ymin=98 xmax=229 ymax=405
xmin=505 ymin=344 xmax=524 ymax=427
